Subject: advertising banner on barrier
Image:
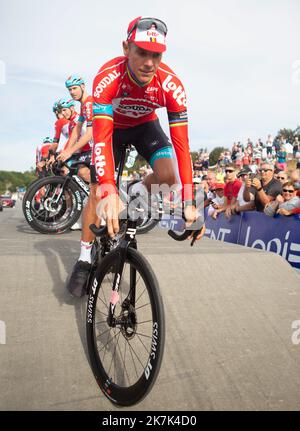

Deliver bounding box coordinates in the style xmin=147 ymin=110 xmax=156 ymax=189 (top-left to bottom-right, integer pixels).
xmin=238 ymin=212 xmax=300 ymax=269
xmin=203 ymin=212 xmax=242 ymax=244
xmin=204 ymin=211 xmax=300 ymax=269
xmin=159 ymin=210 xmax=299 ymax=269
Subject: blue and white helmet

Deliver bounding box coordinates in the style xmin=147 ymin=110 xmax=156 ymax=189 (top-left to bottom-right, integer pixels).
xmin=52 ymin=101 xmax=60 ymax=112
xmin=65 ymin=74 xmax=85 ymax=88
xmin=43 ymin=137 xmax=53 ymax=144
xmin=57 ymin=97 xmax=75 ymax=109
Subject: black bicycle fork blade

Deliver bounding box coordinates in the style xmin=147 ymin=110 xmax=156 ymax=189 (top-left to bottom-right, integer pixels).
xmin=129 ymin=265 xmax=137 ymax=305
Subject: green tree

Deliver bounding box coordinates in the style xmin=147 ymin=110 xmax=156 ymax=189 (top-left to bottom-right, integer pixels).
xmin=190 ymin=151 xmax=199 ymax=163
xmin=276 ymin=128 xmax=295 ymax=143
xmin=209 ymin=147 xmax=227 ymax=166
xmin=0 ymin=170 xmax=36 ymax=194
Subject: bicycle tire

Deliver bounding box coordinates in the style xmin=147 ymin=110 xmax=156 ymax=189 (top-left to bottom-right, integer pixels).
xmin=23 ymin=176 xmax=83 ymax=234
xmin=22 ymin=177 xmax=46 ymax=216
xmin=86 ymin=246 xmax=165 ymax=406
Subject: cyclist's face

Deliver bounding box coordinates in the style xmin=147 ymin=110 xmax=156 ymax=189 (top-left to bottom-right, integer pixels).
xmin=123 ymin=42 xmax=162 ymax=84
xmin=68 ymin=85 xmax=83 ymax=100
xmin=61 ymin=107 xmax=72 ymax=120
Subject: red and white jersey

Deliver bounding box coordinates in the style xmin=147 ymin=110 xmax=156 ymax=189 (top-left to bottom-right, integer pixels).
xmin=78 ymin=95 xmax=93 ymax=152
xmin=36 ymin=142 xmax=51 ymax=164
xmin=92 ymin=56 xmax=192 ymax=200
xmin=53 ymin=117 xmax=69 ymax=152
xmin=63 ymin=111 xmax=80 ymax=151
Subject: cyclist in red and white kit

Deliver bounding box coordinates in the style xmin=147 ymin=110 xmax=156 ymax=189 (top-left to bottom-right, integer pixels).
xmin=50 ymin=101 xmax=69 ymax=154
xmin=67 ymin=16 xmax=205 ymax=297
xmin=58 ymin=75 xmax=93 ymax=162
xmin=57 ymin=97 xmax=91 ymax=182
xmin=36 ymin=136 xmax=53 ymax=176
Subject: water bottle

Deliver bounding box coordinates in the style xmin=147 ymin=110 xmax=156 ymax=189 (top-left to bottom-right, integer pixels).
xmin=125 ymin=148 xmax=138 ymax=168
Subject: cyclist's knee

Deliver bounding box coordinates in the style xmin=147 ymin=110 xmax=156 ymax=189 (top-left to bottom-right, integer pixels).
xmin=157 ymin=172 xmax=177 ymax=188
xmin=78 ymin=166 xmax=90 ymax=183
xmin=152 ymin=159 xmax=177 ymax=187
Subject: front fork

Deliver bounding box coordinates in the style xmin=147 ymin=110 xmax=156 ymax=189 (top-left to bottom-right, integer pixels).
xmin=50 ymin=177 xmax=71 ymax=205
xmin=107 ymin=219 xmax=137 ymax=327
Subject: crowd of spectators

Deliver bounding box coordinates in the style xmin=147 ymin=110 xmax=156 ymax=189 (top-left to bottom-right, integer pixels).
xmin=192 ymin=135 xmax=300 ymax=219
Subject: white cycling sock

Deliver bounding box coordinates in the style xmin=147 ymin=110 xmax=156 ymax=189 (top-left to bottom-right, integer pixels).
xmin=79 ymin=240 xmax=93 ymax=264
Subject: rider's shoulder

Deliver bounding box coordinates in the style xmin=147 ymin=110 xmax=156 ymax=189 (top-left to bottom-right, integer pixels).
xmin=157 ymin=62 xmax=178 ymax=79
xmin=95 ymin=56 xmax=127 ymax=77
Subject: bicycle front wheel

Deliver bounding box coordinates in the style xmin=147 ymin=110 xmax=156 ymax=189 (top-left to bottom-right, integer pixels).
xmin=86 ymin=247 xmax=165 ymax=406
xmin=23 ymin=176 xmax=83 ymax=234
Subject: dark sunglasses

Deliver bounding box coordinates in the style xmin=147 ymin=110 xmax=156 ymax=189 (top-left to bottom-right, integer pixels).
xmin=128 ymin=17 xmax=168 ymax=39
xmin=282 ymin=189 xmax=295 ymax=193
xmin=277 ymin=176 xmax=286 ymax=180
xmin=225 ymin=170 xmax=234 ymax=173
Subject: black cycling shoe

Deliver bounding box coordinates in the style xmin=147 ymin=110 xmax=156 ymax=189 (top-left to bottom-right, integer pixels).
xmin=67 ymin=260 xmax=91 ymax=297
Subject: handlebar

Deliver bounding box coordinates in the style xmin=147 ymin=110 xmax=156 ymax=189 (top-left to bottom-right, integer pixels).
xmin=168 ymin=216 xmax=204 ymax=246
xmin=89 ymin=209 xmax=128 ymax=237
xmin=89 ymin=224 xmax=107 ymax=237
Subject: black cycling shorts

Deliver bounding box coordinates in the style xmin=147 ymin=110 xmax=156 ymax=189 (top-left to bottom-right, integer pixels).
xmin=91 ymin=119 xmax=173 ymax=184
xmin=67 ymin=151 xmax=91 ymax=167
xmin=113 ymin=119 xmax=173 ymax=167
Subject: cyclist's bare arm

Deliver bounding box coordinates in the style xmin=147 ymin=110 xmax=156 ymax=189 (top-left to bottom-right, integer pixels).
xmin=67 ymin=125 xmax=92 ymax=154
xmin=64 ymin=122 xmax=81 ymax=150
xmin=58 ymin=123 xmax=83 ymax=160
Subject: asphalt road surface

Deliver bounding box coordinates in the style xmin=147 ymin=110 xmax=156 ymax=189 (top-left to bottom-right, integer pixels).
xmin=1 ymin=202 xmax=300 ymax=411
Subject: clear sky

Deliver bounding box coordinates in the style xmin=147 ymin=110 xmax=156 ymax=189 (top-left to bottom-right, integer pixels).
xmin=1 ymin=0 xmax=300 ymax=171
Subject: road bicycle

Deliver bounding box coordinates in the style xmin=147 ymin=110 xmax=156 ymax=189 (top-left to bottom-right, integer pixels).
xmin=23 ymin=149 xmax=161 ymax=235
xmin=22 ymin=157 xmax=90 ymax=234
xmin=85 ymin=144 xmax=203 ymax=406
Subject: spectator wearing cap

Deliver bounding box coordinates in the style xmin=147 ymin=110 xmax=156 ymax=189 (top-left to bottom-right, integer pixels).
xmin=244 ymin=162 xmax=282 ymax=212
xmin=222 ymin=164 xmax=242 ymax=217
xmin=264 ymin=181 xmax=300 ymax=216
xmin=233 ymin=167 xmax=255 ymax=213
xmin=207 ymin=183 xmax=225 ymax=219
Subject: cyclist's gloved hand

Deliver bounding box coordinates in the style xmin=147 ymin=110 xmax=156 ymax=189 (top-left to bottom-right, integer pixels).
xmin=96 ymin=193 xmax=125 ymax=238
